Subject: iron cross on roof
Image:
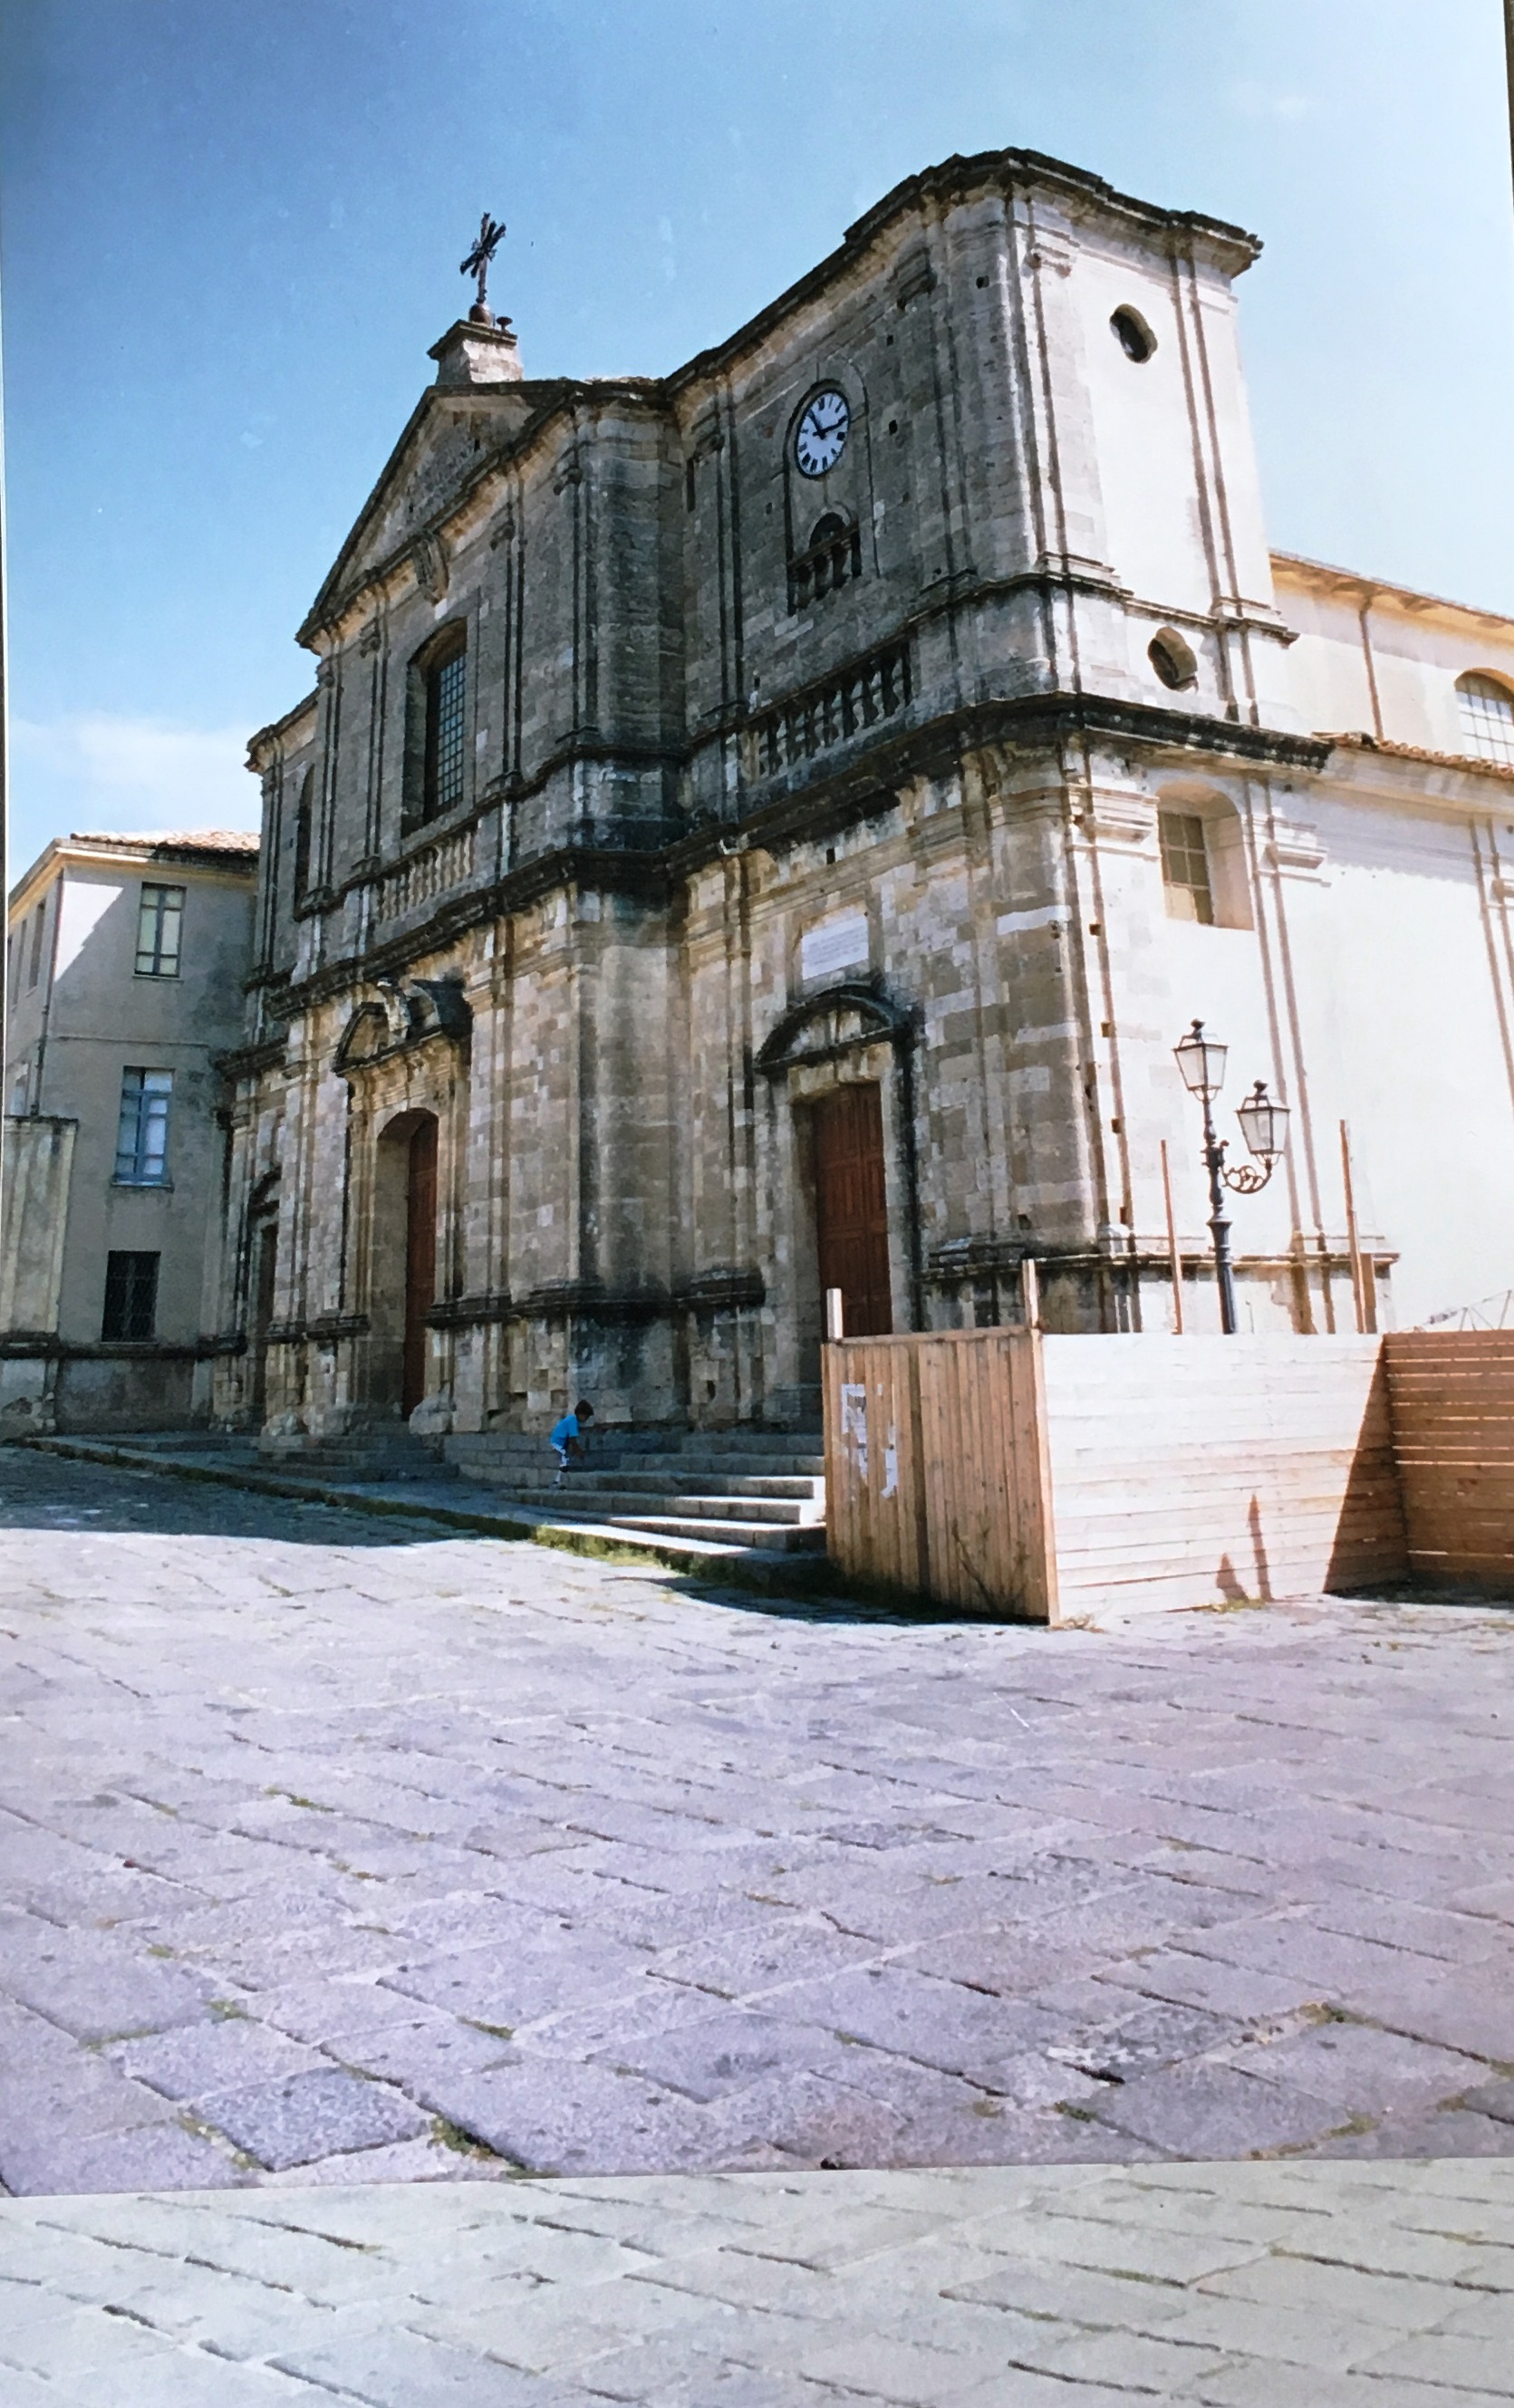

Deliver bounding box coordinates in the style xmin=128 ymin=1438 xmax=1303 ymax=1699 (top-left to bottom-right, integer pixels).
xmin=460 ymin=212 xmax=506 ymax=323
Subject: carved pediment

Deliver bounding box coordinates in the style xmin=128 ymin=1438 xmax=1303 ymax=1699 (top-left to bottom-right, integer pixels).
xmin=334 ymin=978 xmax=472 ymax=1076
xmin=300 ymin=382 xmax=553 ymax=642
xmin=757 ymin=978 xmax=915 ymax=1074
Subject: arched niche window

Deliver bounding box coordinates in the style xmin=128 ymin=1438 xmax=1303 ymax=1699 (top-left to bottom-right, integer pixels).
xmin=788 ymin=510 xmax=863 ymax=613
xmin=404 ymin=626 xmax=468 ymax=832
xmin=1157 ymin=790 xmax=1252 ymax=930
xmin=1457 ymin=672 xmax=1514 ymax=768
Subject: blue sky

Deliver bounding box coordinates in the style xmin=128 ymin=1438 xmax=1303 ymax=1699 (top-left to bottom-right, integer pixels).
xmin=4 ymin=0 xmax=1511 ymax=876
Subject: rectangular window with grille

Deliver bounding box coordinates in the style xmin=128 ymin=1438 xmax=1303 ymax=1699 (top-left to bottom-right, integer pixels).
xmin=1159 ymin=811 xmax=1216 ymax=924
xmin=136 ymin=883 xmax=185 ymax=976
xmin=114 ymin=1067 xmax=174 ymax=1184
xmin=102 ymin=1251 xmax=159 ymax=1341
xmin=424 ymin=647 xmax=468 ymax=819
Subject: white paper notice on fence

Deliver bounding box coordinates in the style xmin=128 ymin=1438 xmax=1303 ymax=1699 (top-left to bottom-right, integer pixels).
xmin=801 ymin=911 xmax=869 ymax=984
xmin=840 ymin=1382 xmax=869 ymax=1481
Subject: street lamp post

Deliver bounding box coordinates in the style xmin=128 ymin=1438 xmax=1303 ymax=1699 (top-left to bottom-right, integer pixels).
xmin=1172 ymin=1021 xmax=1291 ymax=1335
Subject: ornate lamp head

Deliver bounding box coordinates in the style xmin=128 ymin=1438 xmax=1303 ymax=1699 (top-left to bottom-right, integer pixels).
xmin=1173 ymin=1018 xmax=1228 ymax=1103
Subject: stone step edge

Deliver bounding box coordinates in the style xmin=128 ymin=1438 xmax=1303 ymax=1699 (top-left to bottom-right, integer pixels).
xmin=8 ymin=1436 xmax=833 ymax=1593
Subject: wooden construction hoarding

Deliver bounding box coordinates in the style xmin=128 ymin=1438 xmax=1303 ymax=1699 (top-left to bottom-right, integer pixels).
xmin=823 ymin=1331 xmax=1057 ymax=1621
xmin=1384 ymin=1331 xmax=1514 ymax=1591
xmin=823 ymin=1327 xmax=1514 ymax=1619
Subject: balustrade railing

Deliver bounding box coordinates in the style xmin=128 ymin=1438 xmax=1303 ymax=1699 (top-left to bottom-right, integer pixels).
xmin=748 ymin=641 xmax=911 ymax=779
xmin=376 ymin=824 xmax=476 ymax=920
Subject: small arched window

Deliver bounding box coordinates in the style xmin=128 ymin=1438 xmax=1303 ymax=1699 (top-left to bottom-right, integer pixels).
xmin=787 ymin=510 xmax=863 ymax=613
xmin=1457 ymin=673 xmax=1514 ymax=767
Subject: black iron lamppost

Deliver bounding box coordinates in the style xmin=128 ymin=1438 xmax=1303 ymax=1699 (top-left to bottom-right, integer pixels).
xmin=1172 ymin=1021 xmax=1291 ymax=1335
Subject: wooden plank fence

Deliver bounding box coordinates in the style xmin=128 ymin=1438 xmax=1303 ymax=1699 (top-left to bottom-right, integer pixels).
xmin=1384 ymin=1331 xmax=1514 ymax=1591
xmin=822 ymin=1331 xmax=1056 ymax=1621
xmin=823 ymin=1326 xmax=1514 ymax=1617
xmin=1041 ymin=1334 xmax=1403 ymax=1620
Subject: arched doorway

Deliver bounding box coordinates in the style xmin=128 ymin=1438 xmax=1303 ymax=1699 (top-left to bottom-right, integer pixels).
xmin=372 ymin=1109 xmax=439 ymax=1417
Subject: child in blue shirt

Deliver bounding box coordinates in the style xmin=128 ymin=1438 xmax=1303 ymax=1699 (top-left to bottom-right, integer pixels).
xmin=549 ymin=1400 xmax=594 ymax=1487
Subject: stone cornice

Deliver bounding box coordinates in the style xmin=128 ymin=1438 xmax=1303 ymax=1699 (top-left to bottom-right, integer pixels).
xmin=260 ymin=692 xmax=1329 ymax=1021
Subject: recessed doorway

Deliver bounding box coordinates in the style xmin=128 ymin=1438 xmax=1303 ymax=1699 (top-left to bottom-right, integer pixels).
xmin=401 ymin=1115 xmax=438 ymax=1416
xmin=812 ymin=1082 xmax=892 ymax=1336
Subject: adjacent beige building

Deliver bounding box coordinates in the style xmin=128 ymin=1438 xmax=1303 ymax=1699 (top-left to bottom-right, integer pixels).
xmin=193 ymin=143 xmax=1514 ymax=1450
xmin=2 ymin=832 xmax=259 ymax=1431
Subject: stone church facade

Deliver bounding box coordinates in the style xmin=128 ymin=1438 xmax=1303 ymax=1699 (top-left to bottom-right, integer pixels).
xmin=215 ymin=145 xmax=1514 ymax=1444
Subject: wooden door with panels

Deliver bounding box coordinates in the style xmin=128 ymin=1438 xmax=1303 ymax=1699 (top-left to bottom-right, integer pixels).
xmin=813 ymin=1083 xmax=892 ymax=1337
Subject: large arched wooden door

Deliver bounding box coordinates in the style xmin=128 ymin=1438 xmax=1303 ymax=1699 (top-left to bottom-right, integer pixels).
xmin=813 ymin=1083 xmax=892 ymax=1335
xmin=401 ymin=1117 xmax=439 ymax=1416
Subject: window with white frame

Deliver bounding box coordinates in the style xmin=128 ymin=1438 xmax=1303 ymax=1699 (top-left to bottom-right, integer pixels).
xmin=1458 ymin=674 xmax=1514 ymax=766
xmin=1159 ymin=810 xmax=1216 ymax=924
xmin=114 ymin=1068 xmax=173 ymax=1185
xmin=135 ymin=883 xmax=184 ymax=976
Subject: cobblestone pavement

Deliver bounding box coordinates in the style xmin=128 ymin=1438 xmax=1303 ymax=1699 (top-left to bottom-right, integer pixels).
xmin=2 ymin=1448 xmax=1513 ymax=2201
xmin=2 ymin=2162 xmax=1512 ymax=2403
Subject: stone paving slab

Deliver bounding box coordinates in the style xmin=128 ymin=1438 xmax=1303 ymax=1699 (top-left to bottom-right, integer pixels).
xmin=2 ymin=2162 xmax=1512 ymax=2403
xmin=2 ymin=1446 xmax=1514 ymax=2201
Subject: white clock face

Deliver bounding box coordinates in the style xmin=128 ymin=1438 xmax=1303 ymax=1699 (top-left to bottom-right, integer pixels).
xmin=795 ymin=389 xmax=850 ymax=477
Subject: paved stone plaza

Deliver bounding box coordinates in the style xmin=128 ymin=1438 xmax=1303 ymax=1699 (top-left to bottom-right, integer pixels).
xmin=4 ymin=2161 xmax=1513 ymax=2403
xmin=3 ymin=1446 xmax=1513 ymax=2196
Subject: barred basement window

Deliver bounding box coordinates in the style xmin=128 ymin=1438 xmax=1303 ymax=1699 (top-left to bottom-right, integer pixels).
xmin=102 ymin=1250 xmax=159 ymax=1341
xmin=114 ymin=1067 xmax=174 ymax=1185
xmin=135 ymin=883 xmax=184 ymax=976
xmin=424 ymin=642 xmax=468 ymax=820
xmin=1159 ymin=810 xmax=1215 ymax=925
xmin=1457 ymin=673 xmax=1514 ymax=767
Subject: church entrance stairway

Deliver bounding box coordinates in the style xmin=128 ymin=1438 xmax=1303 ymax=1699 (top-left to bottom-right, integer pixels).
xmin=443 ymin=1427 xmax=826 ymax=1555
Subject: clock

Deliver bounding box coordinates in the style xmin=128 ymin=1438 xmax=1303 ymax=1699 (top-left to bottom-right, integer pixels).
xmin=795 ymin=389 xmax=850 ymax=477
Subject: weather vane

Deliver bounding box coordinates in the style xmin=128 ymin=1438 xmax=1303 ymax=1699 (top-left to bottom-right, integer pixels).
xmin=460 ymin=212 xmax=506 ymax=324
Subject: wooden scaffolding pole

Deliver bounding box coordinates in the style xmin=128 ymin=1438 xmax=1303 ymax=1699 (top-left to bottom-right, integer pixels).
xmin=1160 ymin=1139 xmax=1185 ymax=1334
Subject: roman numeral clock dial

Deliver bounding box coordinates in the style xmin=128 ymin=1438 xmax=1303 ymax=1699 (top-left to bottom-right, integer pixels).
xmin=795 ymin=389 xmax=850 ymax=477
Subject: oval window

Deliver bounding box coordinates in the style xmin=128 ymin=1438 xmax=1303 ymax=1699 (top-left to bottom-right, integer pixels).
xmin=1149 ymin=629 xmax=1198 ymax=691
xmin=1112 ymin=307 xmax=1156 ymax=363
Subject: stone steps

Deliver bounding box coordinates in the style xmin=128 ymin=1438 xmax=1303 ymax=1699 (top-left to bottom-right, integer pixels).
xmin=258 ymin=1430 xmax=459 ymax=1484
xmin=545 ymin=1484 xmax=821 ymax=1527
xmin=538 ymin=1501 xmax=827 ymax=1554
xmin=447 ymin=1426 xmax=828 ymax=1553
